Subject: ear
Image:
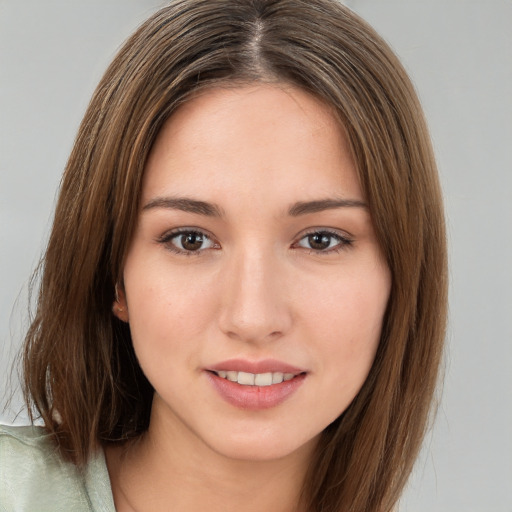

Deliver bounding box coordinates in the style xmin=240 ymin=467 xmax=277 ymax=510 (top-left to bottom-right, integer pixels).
xmin=112 ymin=285 xmax=129 ymax=323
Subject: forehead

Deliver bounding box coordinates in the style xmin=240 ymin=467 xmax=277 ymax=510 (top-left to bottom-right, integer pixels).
xmin=142 ymin=83 xmax=362 ymax=207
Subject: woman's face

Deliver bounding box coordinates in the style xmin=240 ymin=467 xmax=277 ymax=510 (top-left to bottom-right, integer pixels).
xmin=117 ymin=84 xmax=391 ymax=462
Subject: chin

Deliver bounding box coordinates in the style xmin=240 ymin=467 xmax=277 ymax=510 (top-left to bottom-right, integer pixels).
xmin=200 ymin=425 xmax=320 ymax=463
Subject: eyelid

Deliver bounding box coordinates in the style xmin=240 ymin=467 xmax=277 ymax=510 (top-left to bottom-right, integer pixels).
xmin=155 ymin=226 xmax=354 ymax=255
xmin=292 ymin=227 xmax=354 ymax=253
xmin=156 ymin=227 xmax=220 ymax=255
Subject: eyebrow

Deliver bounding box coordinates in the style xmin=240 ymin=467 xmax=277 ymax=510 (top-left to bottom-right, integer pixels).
xmin=142 ymin=197 xmax=223 ymax=217
xmin=288 ymin=198 xmax=367 ymax=216
xmin=142 ymin=196 xmax=367 ymax=217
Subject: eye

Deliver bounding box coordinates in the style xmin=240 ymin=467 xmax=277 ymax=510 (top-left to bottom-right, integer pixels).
xmin=295 ymin=230 xmax=352 ymax=253
xmin=159 ymin=229 xmax=218 ymax=254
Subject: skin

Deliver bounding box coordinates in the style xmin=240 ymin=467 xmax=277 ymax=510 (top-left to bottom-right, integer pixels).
xmin=108 ymin=83 xmax=391 ymax=512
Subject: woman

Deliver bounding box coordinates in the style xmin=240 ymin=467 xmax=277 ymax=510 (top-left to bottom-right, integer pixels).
xmin=0 ymin=1 xmax=447 ymax=511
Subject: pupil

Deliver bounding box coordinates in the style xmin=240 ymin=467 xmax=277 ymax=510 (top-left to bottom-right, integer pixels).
xmin=182 ymin=233 xmax=203 ymax=251
xmin=309 ymin=233 xmax=330 ymax=250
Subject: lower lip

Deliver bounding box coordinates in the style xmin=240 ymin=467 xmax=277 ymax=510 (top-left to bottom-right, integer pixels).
xmin=206 ymin=372 xmax=306 ymax=410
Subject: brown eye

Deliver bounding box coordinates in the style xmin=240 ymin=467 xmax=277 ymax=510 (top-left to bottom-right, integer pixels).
xmin=296 ymin=230 xmax=352 ymax=253
xmin=180 ymin=232 xmax=205 ymax=251
xmin=307 ymin=233 xmax=332 ymax=250
xmin=164 ymin=230 xmax=216 ymax=253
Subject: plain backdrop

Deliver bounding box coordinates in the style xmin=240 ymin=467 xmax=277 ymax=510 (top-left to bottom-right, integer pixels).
xmin=1 ymin=1 xmax=511 ymax=511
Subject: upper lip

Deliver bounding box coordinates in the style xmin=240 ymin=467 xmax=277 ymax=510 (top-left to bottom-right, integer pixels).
xmin=207 ymin=358 xmax=305 ymax=374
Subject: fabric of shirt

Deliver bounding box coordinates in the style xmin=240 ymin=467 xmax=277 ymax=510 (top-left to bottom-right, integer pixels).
xmin=0 ymin=424 xmax=115 ymax=512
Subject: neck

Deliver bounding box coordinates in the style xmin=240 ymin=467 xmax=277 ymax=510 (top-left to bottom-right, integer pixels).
xmin=106 ymin=402 xmax=315 ymax=512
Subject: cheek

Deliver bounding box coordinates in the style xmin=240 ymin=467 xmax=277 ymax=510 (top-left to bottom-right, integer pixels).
xmin=304 ymin=260 xmax=390 ymax=378
xmin=308 ymin=261 xmax=389 ymax=333
xmin=123 ymin=255 xmax=219 ymax=358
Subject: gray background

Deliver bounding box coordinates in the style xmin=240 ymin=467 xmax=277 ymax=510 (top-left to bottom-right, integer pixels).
xmin=1 ymin=1 xmax=511 ymax=511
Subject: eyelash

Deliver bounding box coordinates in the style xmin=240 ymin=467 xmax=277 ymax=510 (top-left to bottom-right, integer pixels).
xmin=157 ymin=228 xmax=353 ymax=256
xmin=293 ymin=229 xmax=354 ymax=254
xmin=157 ymin=228 xmax=219 ymax=256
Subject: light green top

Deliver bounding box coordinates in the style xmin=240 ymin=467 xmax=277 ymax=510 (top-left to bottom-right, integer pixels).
xmin=0 ymin=424 xmax=115 ymax=512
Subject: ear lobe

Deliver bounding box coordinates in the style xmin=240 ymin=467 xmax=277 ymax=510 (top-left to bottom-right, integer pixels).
xmin=113 ymin=285 xmax=129 ymax=323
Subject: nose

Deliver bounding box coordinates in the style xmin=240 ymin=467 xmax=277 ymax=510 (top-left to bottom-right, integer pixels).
xmin=217 ymin=247 xmax=292 ymax=344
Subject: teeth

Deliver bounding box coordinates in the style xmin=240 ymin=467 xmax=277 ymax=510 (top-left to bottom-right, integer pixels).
xmin=254 ymin=372 xmax=272 ymax=386
xmin=226 ymin=371 xmax=238 ymax=382
xmin=272 ymin=372 xmax=284 ymax=384
xmin=215 ymin=370 xmax=298 ymax=386
xmin=238 ymin=371 xmax=255 ymax=385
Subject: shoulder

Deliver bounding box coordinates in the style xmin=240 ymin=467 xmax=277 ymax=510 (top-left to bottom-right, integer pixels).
xmin=0 ymin=424 xmax=113 ymax=512
xmin=0 ymin=423 xmax=55 ymax=453
xmin=0 ymin=424 xmax=61 ymax=481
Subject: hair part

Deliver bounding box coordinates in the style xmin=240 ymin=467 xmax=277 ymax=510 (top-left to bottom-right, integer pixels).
xmin=22 ymin=1 xmax=447 ymax=511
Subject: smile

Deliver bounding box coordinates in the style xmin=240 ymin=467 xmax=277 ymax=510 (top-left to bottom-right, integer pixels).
xmin=214 ymin=371 xmax=297 ymax=386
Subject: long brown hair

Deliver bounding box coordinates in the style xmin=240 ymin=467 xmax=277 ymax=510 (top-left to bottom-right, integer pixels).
xmin=22 ymin=1 xmax=447 ymax=511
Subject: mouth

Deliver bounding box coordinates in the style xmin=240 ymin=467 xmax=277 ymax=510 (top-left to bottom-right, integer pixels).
xmin=209 ymin=370 xmax=301 ymax=386
xmin=205 ymin=360 xmax=307 ymax=409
